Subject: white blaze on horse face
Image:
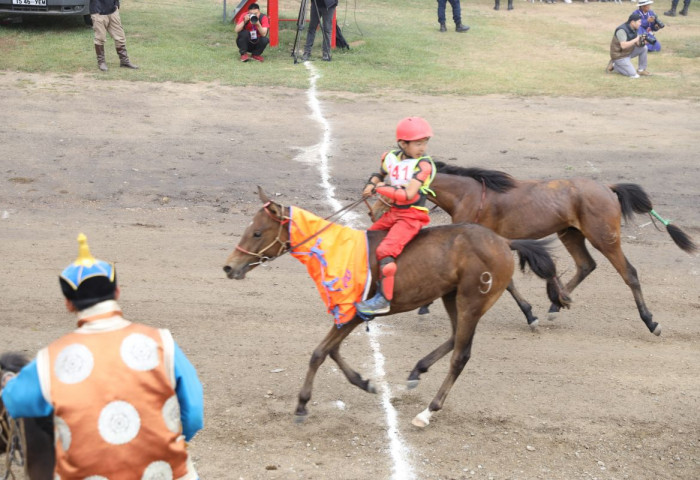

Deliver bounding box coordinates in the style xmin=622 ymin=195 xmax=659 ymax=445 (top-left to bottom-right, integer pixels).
xmin=479 ymin=272 xmax=493 ymax=294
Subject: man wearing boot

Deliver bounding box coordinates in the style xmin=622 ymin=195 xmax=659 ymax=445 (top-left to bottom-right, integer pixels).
xmin=437 ymin=0 xmax=470 ymax=32
xmin=90 ymin=0 xmax=138 ymax=71
xmin=494 ymin=0 xmax=514 ymax=11
xmin=664 ymin=0 xmax=691 ymax=16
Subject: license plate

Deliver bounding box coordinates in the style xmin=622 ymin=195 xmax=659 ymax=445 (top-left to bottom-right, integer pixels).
xmin=12 ymin=0 xmax=47 ymax=5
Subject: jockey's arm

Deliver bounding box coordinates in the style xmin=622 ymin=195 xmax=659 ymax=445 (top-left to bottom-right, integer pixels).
xmin=375 ymin=178 xmax=423 ymax=202
xmin=1 ymin=360 xmax=53 ymax=419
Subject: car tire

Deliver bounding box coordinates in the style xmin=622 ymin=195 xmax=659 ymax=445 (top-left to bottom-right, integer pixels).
xmin=83 ymin=14 xmax=93 ymax=27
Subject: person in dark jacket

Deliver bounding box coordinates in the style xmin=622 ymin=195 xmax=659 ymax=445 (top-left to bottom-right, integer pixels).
xmin=90 ymin=0 xmax=138 ymax=72
xmin=301 ymin=0 xmax=337 ymax=62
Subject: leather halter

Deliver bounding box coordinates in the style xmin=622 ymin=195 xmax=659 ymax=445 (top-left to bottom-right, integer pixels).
xmin=235 ymin=202 xmax=290 ymax=266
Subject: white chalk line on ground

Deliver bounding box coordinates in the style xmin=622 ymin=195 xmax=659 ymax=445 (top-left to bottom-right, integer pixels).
xmin=293 ymin=61 xmax=415 ymax=480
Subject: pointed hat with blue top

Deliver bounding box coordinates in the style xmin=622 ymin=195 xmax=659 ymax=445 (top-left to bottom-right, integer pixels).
xmin=59 ymin=233 xmax=117 ymax=310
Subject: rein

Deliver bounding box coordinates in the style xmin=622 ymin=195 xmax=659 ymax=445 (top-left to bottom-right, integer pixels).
xmin=237 ymin=197 xmax=367 ymax=266
xmin=1 ymin=397 xmax=27 ymax=480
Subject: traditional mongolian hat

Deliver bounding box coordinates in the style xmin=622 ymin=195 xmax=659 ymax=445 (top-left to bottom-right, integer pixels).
xmin=59 ymin=234 xmax=117 ymax=310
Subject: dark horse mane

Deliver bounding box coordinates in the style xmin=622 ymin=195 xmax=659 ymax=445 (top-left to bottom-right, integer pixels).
xmin=434 ymin=161 xmax=516 ymax=193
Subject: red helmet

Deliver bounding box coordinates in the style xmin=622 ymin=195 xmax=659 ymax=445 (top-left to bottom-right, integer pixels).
xmin=396 ymin=116 xmax=433 ymax=142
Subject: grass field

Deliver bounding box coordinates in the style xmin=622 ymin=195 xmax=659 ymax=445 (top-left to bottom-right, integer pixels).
xmin=1 ymin=0 xmax=698 ymax=98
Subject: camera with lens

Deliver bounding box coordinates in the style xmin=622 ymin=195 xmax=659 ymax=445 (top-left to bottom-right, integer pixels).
xmin=642 ymin=32 xmax=657 ymax=45
xmin=249 ymin=14 xmax=259 ymax=24
xmin=654 ymin=18 xmax=665 ymax=29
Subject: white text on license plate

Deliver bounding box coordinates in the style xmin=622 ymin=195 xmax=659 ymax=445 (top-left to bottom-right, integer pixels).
xmin=12 ymin=0 xmax=48 ymax=6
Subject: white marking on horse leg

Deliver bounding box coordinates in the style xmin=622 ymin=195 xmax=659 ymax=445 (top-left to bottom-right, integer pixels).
xmin=412 ymin=408 xmax=433 ymax=428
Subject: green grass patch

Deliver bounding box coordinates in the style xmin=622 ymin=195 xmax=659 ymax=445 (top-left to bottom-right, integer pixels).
xmin=1 ymin=0 xmax=699 ymax=98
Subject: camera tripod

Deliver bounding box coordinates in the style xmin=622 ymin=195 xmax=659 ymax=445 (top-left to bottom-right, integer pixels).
xmin=291 ymin=0 xmax=332 ymax=63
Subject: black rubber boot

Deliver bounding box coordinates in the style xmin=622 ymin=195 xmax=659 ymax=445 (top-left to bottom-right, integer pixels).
xmin=664 ymin=0 xmax=678 ymax=16
xmin=494 ymin=0 xmax=500 ymax=10
xmin=439 ymin=22 xmax=447 ymax=32
xmin=508 ymin=0 xmax=514 ymax=9
xmin=679 ymin=0 xmax=689 ymax=15
xmin=455 ymin=22 xmax=470 ymax=32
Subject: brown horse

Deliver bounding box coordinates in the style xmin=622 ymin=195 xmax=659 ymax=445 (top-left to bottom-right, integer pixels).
xmin=420 ymin=163 xmax=697 ymax=336
xmin=223 ymin=188 xmax=569 ymax=427
xmin=0 ymin=353 xmax=54 ymax=480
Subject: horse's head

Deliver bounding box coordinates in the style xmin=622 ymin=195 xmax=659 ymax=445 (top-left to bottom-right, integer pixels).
xmin=223 ymin=187 xmax=290 ymax=280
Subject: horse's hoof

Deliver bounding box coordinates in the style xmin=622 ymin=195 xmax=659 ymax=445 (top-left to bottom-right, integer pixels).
xmin=528 ymin=319 xmax=539 ymax=331
xmin=412 ymin=408 xmax=432 ymax=427
xmin=418 ymin=306 xmax=430 ymax=315
xmin=652 ymin=323 xmax=661 ymax=336
xmin=547 ymin=311 xmax=559 ymax=322
xmin=293 ymin=414 xmax=307 ymax=424
xmin=406 ymin=379 xmax=419 ymax=390
xmin=367 ymin=381 xmax=378 ymax=394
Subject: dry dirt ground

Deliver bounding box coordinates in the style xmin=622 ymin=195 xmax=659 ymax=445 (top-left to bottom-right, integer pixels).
xmin=1 ymin=71 xmax=699 ymax=480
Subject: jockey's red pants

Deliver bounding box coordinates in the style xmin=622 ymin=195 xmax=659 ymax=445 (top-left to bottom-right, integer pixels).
xmin=369 ymin=207 xmax=430 ymax=261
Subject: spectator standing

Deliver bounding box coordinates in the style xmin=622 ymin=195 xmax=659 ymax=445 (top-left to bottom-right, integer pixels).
xmin=302 ymin=0 xmax=338 ymax=62
xmin=90 ymin=0 xmax=138 ymax=71
xmin=664 ymin=0 xmax=691 ymax=16
xmin=437 ymin=0 xmax=470 ymax=32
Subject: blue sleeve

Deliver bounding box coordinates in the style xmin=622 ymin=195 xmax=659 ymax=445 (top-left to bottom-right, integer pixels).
xmin=174 ymin=342 xmax=204 ymax=442
xmin=1 ymin=360 xmax=53 ymax=419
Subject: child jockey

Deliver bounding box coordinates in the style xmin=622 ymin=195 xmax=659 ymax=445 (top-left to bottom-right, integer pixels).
xmin=356 ymin=116 xmax=436 ymax=316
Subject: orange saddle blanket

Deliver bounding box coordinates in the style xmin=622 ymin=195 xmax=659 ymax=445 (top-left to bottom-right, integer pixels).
xmin=289 ymin=207 xmax=371 ymax=326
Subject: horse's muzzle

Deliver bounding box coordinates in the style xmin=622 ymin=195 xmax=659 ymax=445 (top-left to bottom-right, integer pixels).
xmin=223 ymin=264 xmax=248 ymax=280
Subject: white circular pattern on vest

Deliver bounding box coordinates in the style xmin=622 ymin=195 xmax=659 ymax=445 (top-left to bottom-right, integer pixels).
xmin=120 ymin=333 xmax=159 ymax=371
xmin=54 ymin=343 xmax=94 ymax=384
xmin=84 ymin=476 xmax=110 ymax=480
xmin=98 ymin=401 xmax=141 ymax=445
xmin=54 ymin=415 xmax=71 ymax=452
xmin=141 ymin=460 xmax=173 ymax=480
xmin=161 ymin=395 xmax=181 ymax=434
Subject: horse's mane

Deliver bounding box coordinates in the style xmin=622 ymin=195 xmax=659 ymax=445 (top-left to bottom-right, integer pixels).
xmin=434 ymin=161 xmax=516 ymax=193
xmin=0 ymin=352 xmax=29 ymax=373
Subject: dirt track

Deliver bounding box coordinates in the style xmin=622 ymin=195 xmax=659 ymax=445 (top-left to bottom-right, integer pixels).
xmin=1 ymin=71 xmax=699 ymax=479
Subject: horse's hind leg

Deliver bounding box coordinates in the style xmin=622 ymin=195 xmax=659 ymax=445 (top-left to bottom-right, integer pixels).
xmin=507 ymin=280 xmax=539 ymax=329
xmin=592 ymin=241 xmax=658 ymax=335
xmin=407 ymin=292 xmax=458 ymax=388
xmin=295 ymin=317 xmax=362 ymax=422
xmin=548 ymin=228 xmax=596 ymax=317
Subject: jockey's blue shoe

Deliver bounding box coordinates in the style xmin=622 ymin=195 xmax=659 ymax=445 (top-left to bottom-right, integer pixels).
xmin=356 ymin=293 xmax=391 ymax=316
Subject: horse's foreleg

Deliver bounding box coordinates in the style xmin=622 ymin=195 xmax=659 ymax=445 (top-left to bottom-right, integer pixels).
xmin=295 ymin=318 xmax=362 ymax=422
xmin=329 ymin=343 xmax=377 ymax=394
xmin=407 ymin=337 xmax=454 ymax=389
xmin=507 ymin=280 xmax=538 ymax=329
xmin=548 ymin=228 xmax=596 ymax=317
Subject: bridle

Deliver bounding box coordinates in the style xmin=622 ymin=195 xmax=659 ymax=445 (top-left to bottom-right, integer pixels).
xmin=235 ymin=197 xmax=367 ymax=266
xmin=235 ymin=202 xmax=290 ymax=267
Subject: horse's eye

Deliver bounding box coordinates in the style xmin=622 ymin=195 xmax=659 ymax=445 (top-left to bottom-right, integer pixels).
xmin=253 ymin=231 xmax=262 ymax=238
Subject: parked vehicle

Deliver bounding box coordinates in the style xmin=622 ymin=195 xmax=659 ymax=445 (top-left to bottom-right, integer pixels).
xmin=0 ymin=0 xmax=92 ymax=25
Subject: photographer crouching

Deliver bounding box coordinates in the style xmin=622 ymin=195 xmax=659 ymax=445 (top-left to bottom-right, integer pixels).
xmin=607 ymin=13 xmax=651 ymax=78
xmin=633 ymin=0 xmax=665 ymax=52
xmin=234 ymin=3 xmax=270 ymax=63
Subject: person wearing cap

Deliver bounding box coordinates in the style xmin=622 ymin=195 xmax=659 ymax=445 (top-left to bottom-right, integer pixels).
xmin=608 ymin=13 xmax=651 ymax=78
xmin=0 ymin=234 xmax=204 ymax=480
xmin=235 ymin=3 xmax=270 ymax=62
xmin=357 ymin=117 xmax=436 ymax=316
xmin=633 ymin=0 xmax=664 ymax=52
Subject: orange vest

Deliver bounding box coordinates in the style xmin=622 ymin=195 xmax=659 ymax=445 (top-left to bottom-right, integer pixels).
xmin=289 ymin=207 xmax=370 ymax=326
xmin=37 ymin=312 xmax=194 ymax=480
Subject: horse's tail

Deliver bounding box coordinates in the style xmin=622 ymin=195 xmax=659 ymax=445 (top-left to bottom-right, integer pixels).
xmin=0 ymin=352 xmax=29 ymax=373
xmin=509 ymin=239 xmax=572 ymax=310
xmin=611 ymin=183 xmax=697 ymax=254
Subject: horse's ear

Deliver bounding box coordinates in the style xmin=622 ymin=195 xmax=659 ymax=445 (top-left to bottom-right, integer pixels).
xmin=258 ymin=186 xmax=270 ymax=204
